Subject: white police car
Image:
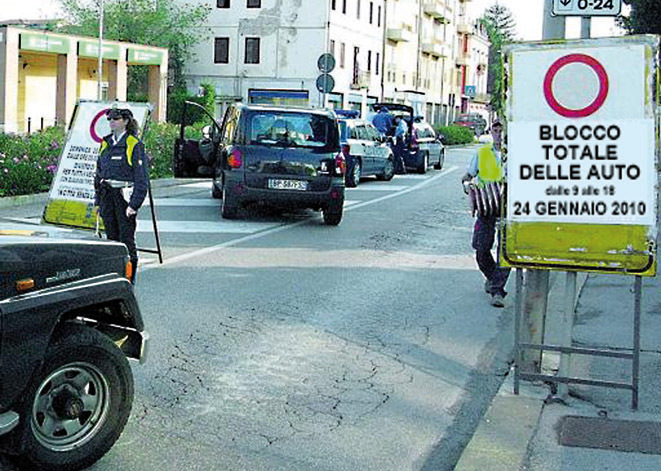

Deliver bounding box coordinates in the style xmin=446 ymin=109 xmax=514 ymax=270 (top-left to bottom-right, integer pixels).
xmin=337 ymin=114 xmax=395 ymax=188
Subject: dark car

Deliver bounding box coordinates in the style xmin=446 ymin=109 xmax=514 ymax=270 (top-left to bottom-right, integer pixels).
xmin=0 ymin=231 xmax=147 ymax=471
xmin=369 ymin=103 xmax=445 ymax=174
xmin=174 ymin=102 xmax=346 ymax=225
xmin=453 ymin=113 xmax=487 ymax=136
xmin=337 ymin=117 xmax=395 ymax=187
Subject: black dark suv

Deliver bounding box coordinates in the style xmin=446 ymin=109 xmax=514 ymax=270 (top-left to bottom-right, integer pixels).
xmin=0 ymin=231 xmax=147 ymax=470
xmin=174 ymin=102 xmax=346 ymax=225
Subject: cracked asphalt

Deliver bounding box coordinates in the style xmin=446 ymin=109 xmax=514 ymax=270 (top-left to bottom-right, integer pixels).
xmin=0 ymin=148 xmax=515 ymax=470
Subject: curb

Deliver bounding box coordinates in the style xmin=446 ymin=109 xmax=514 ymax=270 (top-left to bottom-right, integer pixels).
xmin=454 ymin=271 xmax=589 ymax=470
xmin=0 ymin=178 xmax=201 ymax=210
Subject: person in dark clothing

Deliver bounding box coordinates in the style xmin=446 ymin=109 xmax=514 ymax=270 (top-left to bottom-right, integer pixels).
xmin=94 ymin=108 xmax=149 ymax=284
xmin=461 ymin=120 xmax=509 ymax=307
xmin=372 ymin=106 xmax=393 ymax=136
xmin=392 ymin=115 xmax=408 ymax=174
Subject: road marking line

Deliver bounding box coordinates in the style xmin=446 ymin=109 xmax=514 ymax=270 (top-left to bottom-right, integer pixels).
xmin=142 ymin=166 xmax=459 ymax=272
xmin=347 ymin=185 xmax=408 ymax=191
xmin=136 ymin=220 xmax=279 ymax=234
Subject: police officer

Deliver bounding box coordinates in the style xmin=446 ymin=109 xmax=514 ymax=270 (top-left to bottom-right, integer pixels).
xmin=461 ymin=119 xmax=510 ymax=307
xmin=94 ymin=108 xmax=149 ymax=283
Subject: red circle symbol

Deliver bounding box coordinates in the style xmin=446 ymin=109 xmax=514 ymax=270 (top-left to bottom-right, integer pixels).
xmin=89 ymin=108 xmax=111 ymax=143
xmin=543 ymin=54 xmax=609 ymax=118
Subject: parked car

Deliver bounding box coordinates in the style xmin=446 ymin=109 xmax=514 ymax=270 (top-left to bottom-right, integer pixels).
xmin=369 ymin=103 xmax=445 ymax=174
xmin=453 ymin=113 xmax=487 ymax=136
xmin=337 ymin=117 xmax=395 ymax=187
xmin=0 ymin=230 xmax=147 ymax=471
xmin=174 ymin=102 xmax=346 ymax=225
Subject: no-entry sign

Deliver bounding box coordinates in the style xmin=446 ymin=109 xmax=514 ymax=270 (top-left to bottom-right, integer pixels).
xmin=502 ymin=36 xmax=658 ymax=276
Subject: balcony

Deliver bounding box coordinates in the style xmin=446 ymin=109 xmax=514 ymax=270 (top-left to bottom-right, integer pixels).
xmin=423 ymin=1 xmax=450 ymax=22
xmin=457 ymin=22 xmax=473 ymax=34
xmin=386 ymin=25 xmax=414 ymax=42
xmin=350 ymin=70 xmax=372 ymax=89
xmin=456 ymin=52 xmax=471 ymax=66
xmin=421 ymin=40 xmax=449 ymax=57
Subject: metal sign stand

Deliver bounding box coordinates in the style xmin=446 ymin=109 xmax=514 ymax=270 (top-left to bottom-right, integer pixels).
xmin=514 ymin=269 xmax=642 ymax=410
xmin=136 ymin=185 xmax=163 ymax=264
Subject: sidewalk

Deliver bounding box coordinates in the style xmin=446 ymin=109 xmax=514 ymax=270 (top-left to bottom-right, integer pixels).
xmin=456 ymin=270 xmax=661 ymax=470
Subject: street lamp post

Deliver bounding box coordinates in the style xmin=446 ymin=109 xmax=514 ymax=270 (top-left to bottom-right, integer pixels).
xmin=97 ymin=0 xmax=104 ymax=100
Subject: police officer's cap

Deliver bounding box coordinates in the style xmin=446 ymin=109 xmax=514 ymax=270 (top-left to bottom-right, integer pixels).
xmin=492 ymin=119 xmax=503 ymax=128
xmin=106 ymin=108 xmax=133 ymax=120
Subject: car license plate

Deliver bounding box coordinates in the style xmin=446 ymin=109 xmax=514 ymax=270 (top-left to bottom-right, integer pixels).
xmin=267 ymin=179 xmax=308 ymax=191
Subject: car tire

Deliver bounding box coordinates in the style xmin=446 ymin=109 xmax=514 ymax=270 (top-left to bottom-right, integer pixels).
xmin=211 ymin=181 xmax=222 ymax=199
xmin=377 ymin=157 xmax=395 ymax=181
xmin=16 ymin=324 xmax=133 ymax=471
xmin=417 ymin=152 xmax=428 ymax=174
xmin=221 ymin=185 xmax=238 ymax=219
xmin=346 ymin=159 xmax=361 ymax=188
xmin=322 ymin=198 xmax=343 ymax=226
xmin=433 ymin=149 xmax=445 ymax=170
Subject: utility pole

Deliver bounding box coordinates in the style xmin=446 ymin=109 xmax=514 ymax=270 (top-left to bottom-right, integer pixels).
xmin=97 ymin=0 xmax=104 ymax=101
xmin=519 ymin=0 xmax=566 ymax=373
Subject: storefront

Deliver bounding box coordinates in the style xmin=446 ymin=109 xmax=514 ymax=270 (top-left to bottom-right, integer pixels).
xmin=0 ymin=26 xmax=168 ymax=133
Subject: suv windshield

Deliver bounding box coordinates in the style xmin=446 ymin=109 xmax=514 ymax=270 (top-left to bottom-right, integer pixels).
xmin=245 ymin=111 xmax=338 ymax=150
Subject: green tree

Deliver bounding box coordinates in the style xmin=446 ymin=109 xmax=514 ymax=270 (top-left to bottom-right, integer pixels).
xmin=618 ymin=0 xmax=661 ymax=34
xmin=483 ymin=3 xmax=517 ymax=42
xmin=481 ymin=3 xmax=517 ymax=118
xmin=57 ymin=0 xmax=210 ymax=98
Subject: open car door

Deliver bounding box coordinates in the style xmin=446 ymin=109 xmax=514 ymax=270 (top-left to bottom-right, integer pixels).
xmin=173 ymin=101 xmax=223 ymax=178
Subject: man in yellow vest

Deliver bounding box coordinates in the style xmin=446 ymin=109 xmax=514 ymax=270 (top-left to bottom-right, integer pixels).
xmin=462 ymin=120 xmax=510 ymax=307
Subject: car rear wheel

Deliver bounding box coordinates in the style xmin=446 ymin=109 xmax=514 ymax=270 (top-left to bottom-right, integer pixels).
xmin=377 ymin=157 xmax=395 ymax=181
xmin=346 ymin=160 xmax=361 ymax=188
xmin=433 ymin=149 xmax=445 ymax=170
xmin=322 ymin=199 xmax=343 ymax=226
xmin=16 ymin=324 xmax=133 ymax=471
xmin=417 ymin=152 xmax=428 ymax=174
xmin=211 ymin=182 xmax=222 ymax=199
xmin=221 ymin=185 xmax=238 ymax=219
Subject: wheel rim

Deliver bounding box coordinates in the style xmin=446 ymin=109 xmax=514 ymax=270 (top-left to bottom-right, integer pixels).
xmin=353 ymin=162 xmax=361 ymax=184
xmin=384 ymin=159 xmax=394 ymax=178
xmin=31 ymin=362 xmax=110 ymax=452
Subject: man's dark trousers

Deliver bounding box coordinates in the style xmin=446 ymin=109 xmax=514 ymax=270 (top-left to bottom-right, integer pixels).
xmin=99 ymin=186 xmax=138 ymax=281
xmin=472 ymin=213 xmax=510 ymax=296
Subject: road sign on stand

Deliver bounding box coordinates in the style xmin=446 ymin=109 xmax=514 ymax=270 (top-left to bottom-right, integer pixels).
xmin=316 ymin=73 xmax=335 ymax=94
xmin=552 ymin=0 xmax=622 ymax=16
xmin=502 ymin=36 xmax=658 ymax=276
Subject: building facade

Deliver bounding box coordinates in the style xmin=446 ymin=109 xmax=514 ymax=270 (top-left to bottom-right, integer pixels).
xmin=0 ymin=25 xmax=168 ymax=134
xmin=183 ymin=0 xmax=489 ymax=125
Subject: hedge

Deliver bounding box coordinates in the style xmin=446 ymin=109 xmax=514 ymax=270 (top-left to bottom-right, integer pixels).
xmin=434 ymin=125 xmax=475 ymax=146
xmin=0 ymin=121 xmax=189 ymax=197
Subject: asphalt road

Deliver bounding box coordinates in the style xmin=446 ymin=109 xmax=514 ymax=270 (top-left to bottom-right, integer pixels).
xmin=0 ymin=146 xmax=515 ymax=470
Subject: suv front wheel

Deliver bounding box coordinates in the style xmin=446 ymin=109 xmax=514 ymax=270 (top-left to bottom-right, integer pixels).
xmin=17 ymin=324 xmax=133 ymax=471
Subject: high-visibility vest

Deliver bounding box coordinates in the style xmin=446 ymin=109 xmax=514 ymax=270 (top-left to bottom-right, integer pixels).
xmin=99 ymin=135 xmax=140 ymax=166
xmin=476 ymin=144 xmax=504 ymax=186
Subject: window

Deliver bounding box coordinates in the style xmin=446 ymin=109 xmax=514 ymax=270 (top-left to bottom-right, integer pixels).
xmin=357 ymin=0 xmax=361 ymax=19
xmin=217 ymin=0 xmax=230 ymax=7
xmin=342 ymin=0 xmax=346 ymax=14
xmin=332 ymin=0 xmax=336 ymax=10
xmin=330 ymin=39 xmax=335 ymax=57
xmin=367 ymin=50 xmax=371 ymax=71
xmin=376 ymin=52 xmax=380 ymax=75
xmin=369 ymin=2 xmax=373 ymax=24
xmin=247 ymin=0 xmax=260 ymax=6
xmin=377 ymin=5 xmax=381 ymax=27
xmin=244 ymin=37 xmax=260 ymax=64
xmin=214 ymin=37 xmax=230 ymax=64
xmin=340 ymin=42 xmax=345 ymax=68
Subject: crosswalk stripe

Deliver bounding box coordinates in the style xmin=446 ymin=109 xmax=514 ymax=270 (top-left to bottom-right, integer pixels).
xmin=347 ymin=185 xmax=407 ymax=191
xmin=136 ymin=220 xmax=279 ymax=234
xmin=145 ymin=198 xmax=220 ymax=206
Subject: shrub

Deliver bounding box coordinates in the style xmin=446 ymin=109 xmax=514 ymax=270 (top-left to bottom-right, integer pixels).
xmin=0 ymin=126 xmax=65 ymax=197
xmin=434 ymin=125 xmax=475 ymax=145
xmin=167 ymin=82 xmax=216 ymax=125
xmin=142 ymin=122 xmax=179 ymax=179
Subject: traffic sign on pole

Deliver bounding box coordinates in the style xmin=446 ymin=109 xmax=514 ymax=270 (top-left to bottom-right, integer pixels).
xmin=502 ymin=36 xmax=659 ymax=276
xmin=552 ymin=0 xmax=622 ymax=17
xmin=317 ymin=53 xmax=336 ymax=73
xmin=316 ymin=74 xmax=335 ymax=93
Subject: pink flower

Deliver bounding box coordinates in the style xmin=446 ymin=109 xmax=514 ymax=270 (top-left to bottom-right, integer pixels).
xmin=46 ymin=164 xmax=58 ymax=174
xmin=49 ymin=140 xmax=60 ymax=150
xmin=13 ymin=157 xmax=19 ymax=163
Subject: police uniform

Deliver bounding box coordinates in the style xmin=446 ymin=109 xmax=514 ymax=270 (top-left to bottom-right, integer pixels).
xmin=94 ymin=130 xmax=149 ymax=282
